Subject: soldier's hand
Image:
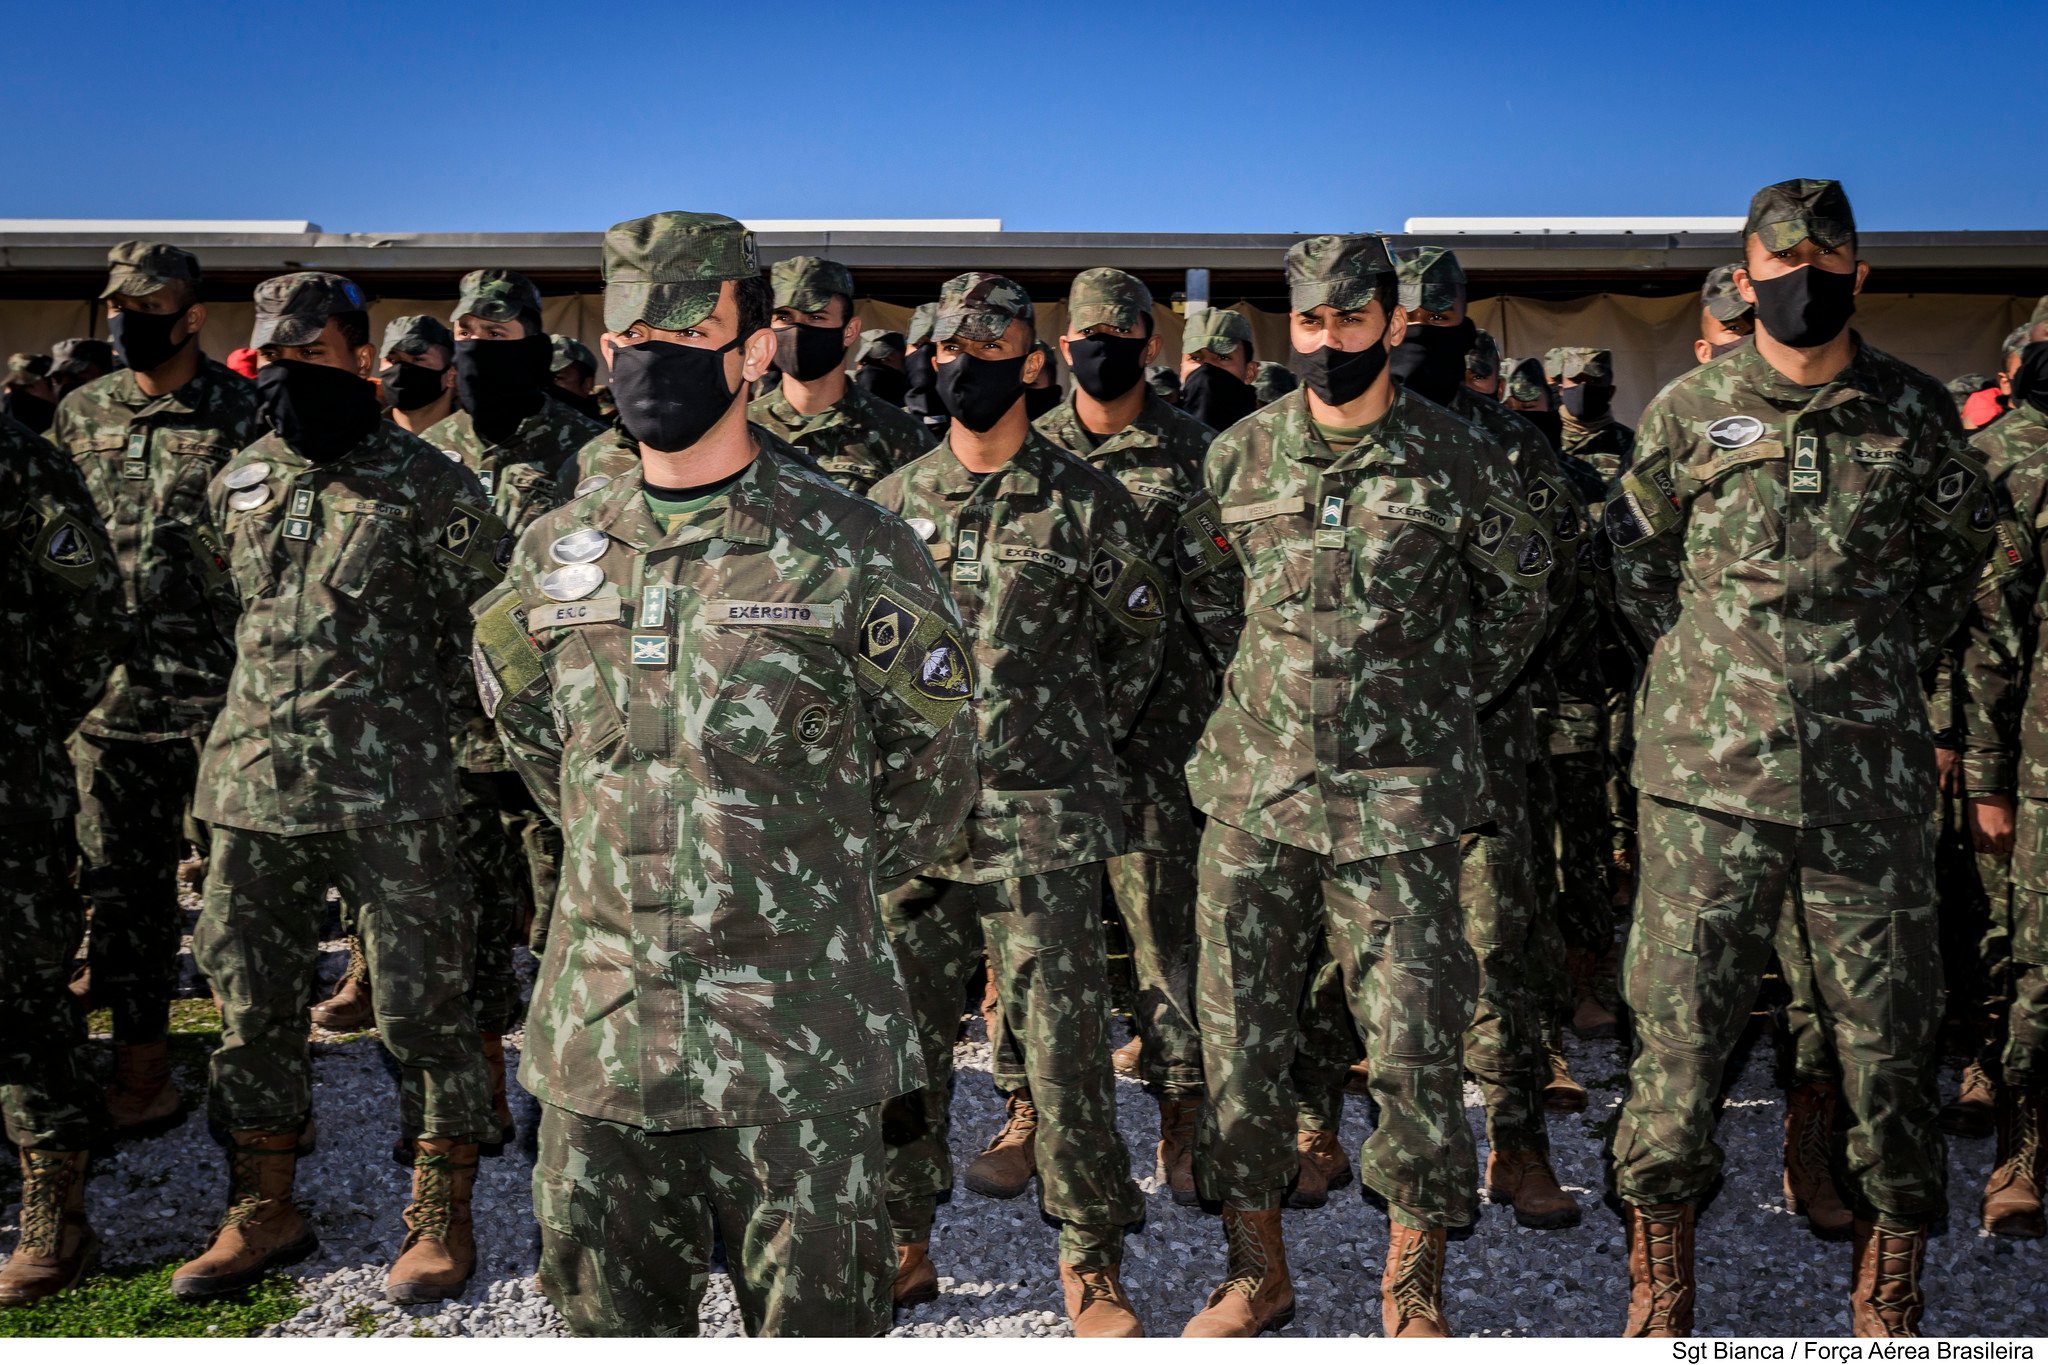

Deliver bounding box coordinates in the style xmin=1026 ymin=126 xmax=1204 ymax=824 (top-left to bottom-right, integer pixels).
xmin=1936 ymin=746 xmax=1963 ymax=797
xmin=1966 ymin=793 xmax=2015 ymax=858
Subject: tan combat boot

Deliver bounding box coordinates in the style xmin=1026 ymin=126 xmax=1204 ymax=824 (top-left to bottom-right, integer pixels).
xmin=1060 ymin=1260 xmax=1143 ymax=1337
xmin=1544 ymin=1037 xmax=1589 ymax=1114
xmin=1345 ymin=1058 xmax=1373 ymax=1097
xmin=1157 ymin=1091 xmax=1199 ymax=1207
xmin=310 ymin=937 xmax=374 ymax=1032
xmin=893 ymin=1241 xmax=938 ymax=1312
xmin=172 ymin=1130 xmax=318 ymax=1300
xmin=1983 ymin=1085 xmax=2045 ymax=1238
xmin=1568 ymin=946 xmax=1620 ymax=1039
xmin=1487 ymin=1148 xmax=1582 ymax=1229
xmin=1622 ymin=1202 xmax=1695 ymax=1337
xmin=1381 ymin=1221 xmax=1451 ymax=1337
xmin=0 ymin=1150 xmax=98 ymax=1306
xmin=1182 ymin=1204 xmax=1294 ymax=1336
xmin=104 ymin=1039 xmax=183 ymax=1132
xmin=963 ymin=1091 xmax=1037 ymax=1200
xmin=1850 ymin=1221 xmax=1926 ymax=1338
xmin=480 ymin=1033 xmax=514 ymax=1151
xmin=385 ymin=1137 xmax=479 ymax=1304
xmin=1941 ymin=1060 xmax=1997 ymax=1139
xmin=1288 ymin=1129 xmax=1352 ymax=1209
xmin=1783 ymin=1081 xmax=1853 ymax=1239
xmin=1111 ymin=1035 xmax=1142 ymax=1078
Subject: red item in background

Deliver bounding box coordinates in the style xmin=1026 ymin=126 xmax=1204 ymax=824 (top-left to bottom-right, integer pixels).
xmin=1962 ymin=386 xmax=2008 ymax=431
xmin=225 ymin=347 xmax=260 ymax=380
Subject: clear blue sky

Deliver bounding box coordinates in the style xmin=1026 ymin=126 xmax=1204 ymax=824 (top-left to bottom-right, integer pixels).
xmin=10 ymin=0 xmax=2041 ymax=235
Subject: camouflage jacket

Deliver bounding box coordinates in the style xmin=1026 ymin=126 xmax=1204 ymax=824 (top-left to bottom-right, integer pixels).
xmin=1188 ymin=386 xmax=1552 ymax=863
xmin=188 ymin=422 xmax=505 ymax=835
xmin=1607 ymin=337 xmax=1993 ymax=827
xmin=747 ymin=378 xmax=933 ymax=498
xmin=1544 ymin=450 xmax=1634 ymax=755
xmin=421 ymin=397 xmax=588 ymax=771
xmin=1034 ymin=392 xmax=1240 ymax=845
xmin=0 ymin=417 xmax=127 ymax=827
xmin=1951 ymin=400 xmax=2048 ymax=795
xmin=50 ymin=359 xmax=262 ymax=741
xmin=564 ymin=424 xmax=640 ymax=494
xmin=1561 ymin=413 xmax=1637 ymax=485
xmin=869 ymin=430 xmax=1170 ymax=882
xmin=472 ymin=439 xmax=976 ymax=1129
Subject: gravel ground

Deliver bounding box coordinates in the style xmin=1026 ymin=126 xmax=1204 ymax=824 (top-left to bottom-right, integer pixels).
xmin=8 ymin=931 xmax=2046 ymax=1338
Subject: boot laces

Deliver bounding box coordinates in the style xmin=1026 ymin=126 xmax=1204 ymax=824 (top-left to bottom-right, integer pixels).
xmin=1794 ymin=1090 xmax=1833 ymax=1183
xmin=404 ymin=1152 xmax=463 ymax=1241
xmin=222 ymin=1140 xmax=276 ymax=1229
xmin=988 ymin=1097 xmax=1038 ymax=1150
xmin=1219 ymin=1211 xmax=1271 ymax=1297
xmin=1640 ymin=1212 xmax=1692 ymax=1330
xmin=1870 ymin=1229 xmax=1922 ymax=1333
xmin=1388 ymin=1234 xmax=1443 ymax=1326
xmin=1070 ymin=1266 xmax=1121 ymax=1311
xmin=15 ymin=1152 xmax=74 ymax=1256
xmin=1993 ymin=1094 xmax=2040 ymax=1183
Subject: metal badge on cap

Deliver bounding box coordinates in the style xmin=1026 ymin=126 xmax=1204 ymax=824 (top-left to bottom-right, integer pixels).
xmin=542 ymin=563 xmax=604 ymax=601
xmin=225 ymin=462 xmax=271 ymax=490
xmin=550 ymin=528 xmax=609 ymax=565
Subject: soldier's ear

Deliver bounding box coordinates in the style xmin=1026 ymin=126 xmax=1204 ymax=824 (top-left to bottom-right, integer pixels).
xmin=740 ymin=326 xmax=778 ymax=383
xmin=1733 ymin=267 xmax=1757 ymax=306
xmin=184 ymin=301 xmax=209 ymax=341
xmin=1022 ymin=345 xmax=1046 ymax=387
xmin=1852 ymin=260 xmax=1870 ymax=297
xmin=352 ymin=342 xmax=377 ymax=379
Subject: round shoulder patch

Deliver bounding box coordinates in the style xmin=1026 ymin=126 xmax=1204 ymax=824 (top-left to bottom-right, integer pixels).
xmin=574 ymin=475 xmax=612 ymax=498
xmin=229 ymin=485 xmax=271 ymax=513
xmin=907 ymin=517 xmax=937 ymax=541
xmin=541 ymin=563 xmax=604 ymax=602
xmin=549 ymin=528 xmax=609 ymax=565
xmin=224 ymin=461 xmax=270 ymax=490
xmin=1707 ymin=415 xmax=1765 ymax=450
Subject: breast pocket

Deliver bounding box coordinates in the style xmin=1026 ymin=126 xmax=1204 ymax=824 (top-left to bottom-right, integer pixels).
xmin=1838 ymin=438 xmax=1916 ymax=565
xmin=700 ymin=619 xmax=858 ymax=780
xmin=1355 ymin=506 xmax=1455 ymax=611
xmin=990 ymin=549 xmax=1084 ymax=653
xmin=1683 ymin=447 xmax=1785 ymax=580
xmin=326 ymin=504 xmax=407 ymax=599
xmin=1231 ymin=517 xmax=1310 ymax=613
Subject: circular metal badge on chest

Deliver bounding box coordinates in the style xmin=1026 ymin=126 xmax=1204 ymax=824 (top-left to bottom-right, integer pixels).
xmin=549 ymin=528 xmax=609 ymax=565
xmin=224 ymin=461 xmax=270 ymax=490
xmin=541 ymin=563 xmax=605 ymax=602
xmin=441 ymin=448 xmax=465 ymax=463
xmin=1707 ymin=415 xmax=1765 ymax=449
xmin=574 ymin=475 xmax=612 ymax=498
xmin=907 ymin=517 xmax=936 ymax=540
xmin=228 ymin=485 xmax=271 ymax=513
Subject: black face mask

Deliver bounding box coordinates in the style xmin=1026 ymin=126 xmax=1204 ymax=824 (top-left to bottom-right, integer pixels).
xmin=1289 ymin=338 xmax=1388 ymax=407
xmin=1025 ymin=384 xmax=1064 ymax=419
xmin=772 ymin=323 xmax=849 ymax=384
xmin=109 ymin=304 xmax=194 ymax=374
xmin=937 ymin=353 xmax=1028 ymax=432
xmin=1519 ymin=407 xmax=1563 ymax=450
xmin=1065 ymin=332 xmax=1148 ymax=402
xmin=1389 ymin=317 xmax=1477 ymax=406
xmin=1560 ymin=384 xmax=1612 ymax=423
xmin=2010 ymin=341 xmax=2048 ymax=412
xmin=1750 ymin=263 xmax=1858 ymax=349
xmin=854 ymin=364 xmax=909 ymax=408
xmin=903 ymin=346 xmax=942 ymax=420
xmin=1705 ymin=336 xmax=1749 ymax=361
xmin=4 ymin=390 xmax=55 ymax=434
xmin=607 ymin=338 xmax=740 ymax=452
xmin=377 ymin=359 xmax=448 ymax=413
xmin=257 ymin=360 xmax=383 ymax=463
xmin=1179 ymin=362 xmax=1258 ymax=432
xmin=454 ymin=334 xmax=551 ymax=439
xmin=549 ymin=383 xmax=602 ymax=419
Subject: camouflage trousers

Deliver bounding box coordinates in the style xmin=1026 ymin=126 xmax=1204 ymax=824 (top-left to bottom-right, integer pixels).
xmin=880 ymin=861 xmax=1141 ymax=1266
xmin=456 ymin=770 xmax=551 ymax=1036
xmin=1996 ymin=795 xmax=2048 ymax=1087
xmin=536 ymin=1101 xmax=890 ymax=1337
xmin=1613 ymin=796 xmax=1946 ymax=1222
xmin=1461 ymin=795 xmax=1553 ymax=1154
xmin=1934 ymin=785 xmax=2014 ymax=1071
xmin=1543 ymin=750 xmax=1618 ymax=958
xmin=192 ymin=819 xmax=492 ymax=1139
xmin=1772 ymin=896 xmax=1842 ymax=1088
xmin=1290 ymin=945 xmax=1354 ymax=1133
xmin=0 ymin=820 xmax=96 ymax=1151
xmin=1194 ymin=820 xmax=1478 ymax=1228
xmin=1103 ymin=795 xmax=1203 ymax=1095
xmin=71 ymin=732 xmax=204 ymax=1045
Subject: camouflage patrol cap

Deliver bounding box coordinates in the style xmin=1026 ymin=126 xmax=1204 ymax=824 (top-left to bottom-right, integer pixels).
xmin=934 ymin=272 xmax=1033 ymax=343
xmin=852 ymin=329 xmax=905 ymax=366
xmin=101 ymin=240 xmax=202 ymax=299
xmin=1504 ymin=357 xmax=1549 ymax=404
xmin=2032 ymin=296 xmax=2048 ymax=328
xmin=1702 ymin=264 xmax=1754 ymax=325
xmin=1549 ymin=346 xmax=1613 ymax=383
xmin=1394 ymin=245 xmax=1467 ymax=313
xmin=602 ymin=211 xmax=759 ymax=334
xmin=250 ymin=271 xmax=367 ymax=348
xmin=1465 ymin=327 xmax=1501 ymax=379
xmin=906 ymin=303 xmax=940 ymax=349
xmin=769 ymin=255 xmax=855 ymax=314
xmin=381 ymin=314 xmax=452 ymax=360
xmin=1183 ymin=307 xmax=1253 ymax=357
xmin=6 ymin=352 xmax=51 ymax=384
xmin=1067 ymin=267 xmax=1153 ymax=333
xmin=1947 ymin=372 xmax=1995 ymax=404
xmin=1744 ymin=179 xmax=1857 ymax=253
xmin=50 ymin=338 xmax=117 ymax=377
xmin=549 ymin=333 xmax=597 ymax=375
xmin=2005 ymin=325 xmax=2034 ymax=359
xmin=1286 ymin=234 xmax=1394 ymax=313
xmin=453 ymin=268 xmax=544 ymax=326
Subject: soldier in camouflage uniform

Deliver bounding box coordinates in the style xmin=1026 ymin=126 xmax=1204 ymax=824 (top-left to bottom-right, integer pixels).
xmin=1604 ymin=179 xmax=1994 ymax=1337
xmin=1464 ymin=326 xmax=1502 ymax=399
xmin=850 ymin=328 xmax=910 ymax=408
xmin=547 ymin=333 xmax=604 ymax=422
xmin=1177 ymin=307 xmax=1262 ymax=433
xmin=1183 ymin=235 xmax=1551 ymax=1338
xmin=1696 ymin=264 xmax=1756 ymax=366
xmin=50 ymin=241 xmax=263 ymax=1134
xmin=867 ymin=272 xmax=1163 ymax=1336
xmin=471 ymin=212 xmax=975 ymax=1336
xmin=748 ymin=256 xmax=932 ymax=497
xmin=0 ymin=416 xmax=127 ymax=1306
xmin=1549 ymin=347 xmax=1636 ymax=482
xmin=3 ymin=352 xmax=58 ymax=433
xmin=1250 ymin=358 xmax=1298 ymax=406
xmin=902 ymin=300 xmax=950 ymax=437
xmin=170 ymin=272 xmax=499 ymax=1307
xmin=1021 ymin=268 xmax=1234 ymax=1209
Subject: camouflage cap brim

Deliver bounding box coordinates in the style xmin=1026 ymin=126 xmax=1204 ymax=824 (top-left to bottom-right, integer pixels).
xmin=1397 ymin=279 xmax=1462 ymax=313
xmin=1290 ymin=278 xmax=1380 ymax=314
xmin=1184 ymin=334 xmax=1243 ymax=357
xmin=932 ymin=307 xmax=1013 ymax=343
xmin=603 ymin=280 xmax=724 ymax=335
xmin=100 ymin=266 xmax=167 ymax=300
xmin=1070 ymin=300 xmax=1145 ymax=333
xmin=1754 ymin=217 xmax=1855 ymax=253
xmin=250 ymin=313 xmax=330 ymax=349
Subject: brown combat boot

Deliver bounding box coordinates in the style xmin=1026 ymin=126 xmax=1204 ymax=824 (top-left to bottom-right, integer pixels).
xmin=1060 ymin=1261 xmax=1144 ymax=1337
xmin=104 ymin=1039 xmax=183 ymax=1132
xmin=310 ymin=938 xmax=374 ymax=1032
xmin=172 ymin=1130 xmax=318 ymax=1300
xmin=1622 ymin=1202 xmax=1695 ymax=1337
xmin=1158 ymin=1091 xmax=1199 ymax=1206
xmin=1942 ymin=1061 xmax=1998 ymax=1139
xmin=1568 ymin=946 xmax=1620 ymax=1039
xmin=1111 ymin=1034 xmax=1142 ymax=1078
xmin=893 ymin=1241 xmax=938 ymax=1312
xmin=0 ymin=1150 xmax=98 ymax=1306
xmin=1983 ymin=1085 xmax=2045 ymax=1239
xmin=1850 ymin=1221 xmax=1926 ymax=1338
xmin=963 ymin=1091 xmax=1037 ymax=1199
xmin=67 ymin=962 xmax=94 ymax=1011
xmin=1486 ymin=1148 xmax=1582 ymax=1229
xmin=1544 ymin=1038 xmax=1589 ymax=1114
xmin=1783 ymin=1081 xmax=1853 ymax=1240
xmin=1288 ymin=1129 xmax=1352 ymax=1209
xmin=1182 ymin=1204 xmax=1294 ymax=1337
xmin=480 ymin=1033 xmax=514 ymax=1151
xmin=385 ymin=1137 xmax=479 ymax=1304
xmin=1345 ymin=1057 xmax=1373 ymax=1097
xmin=1381 ymin=1221 xmax=1450 ymax=1337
